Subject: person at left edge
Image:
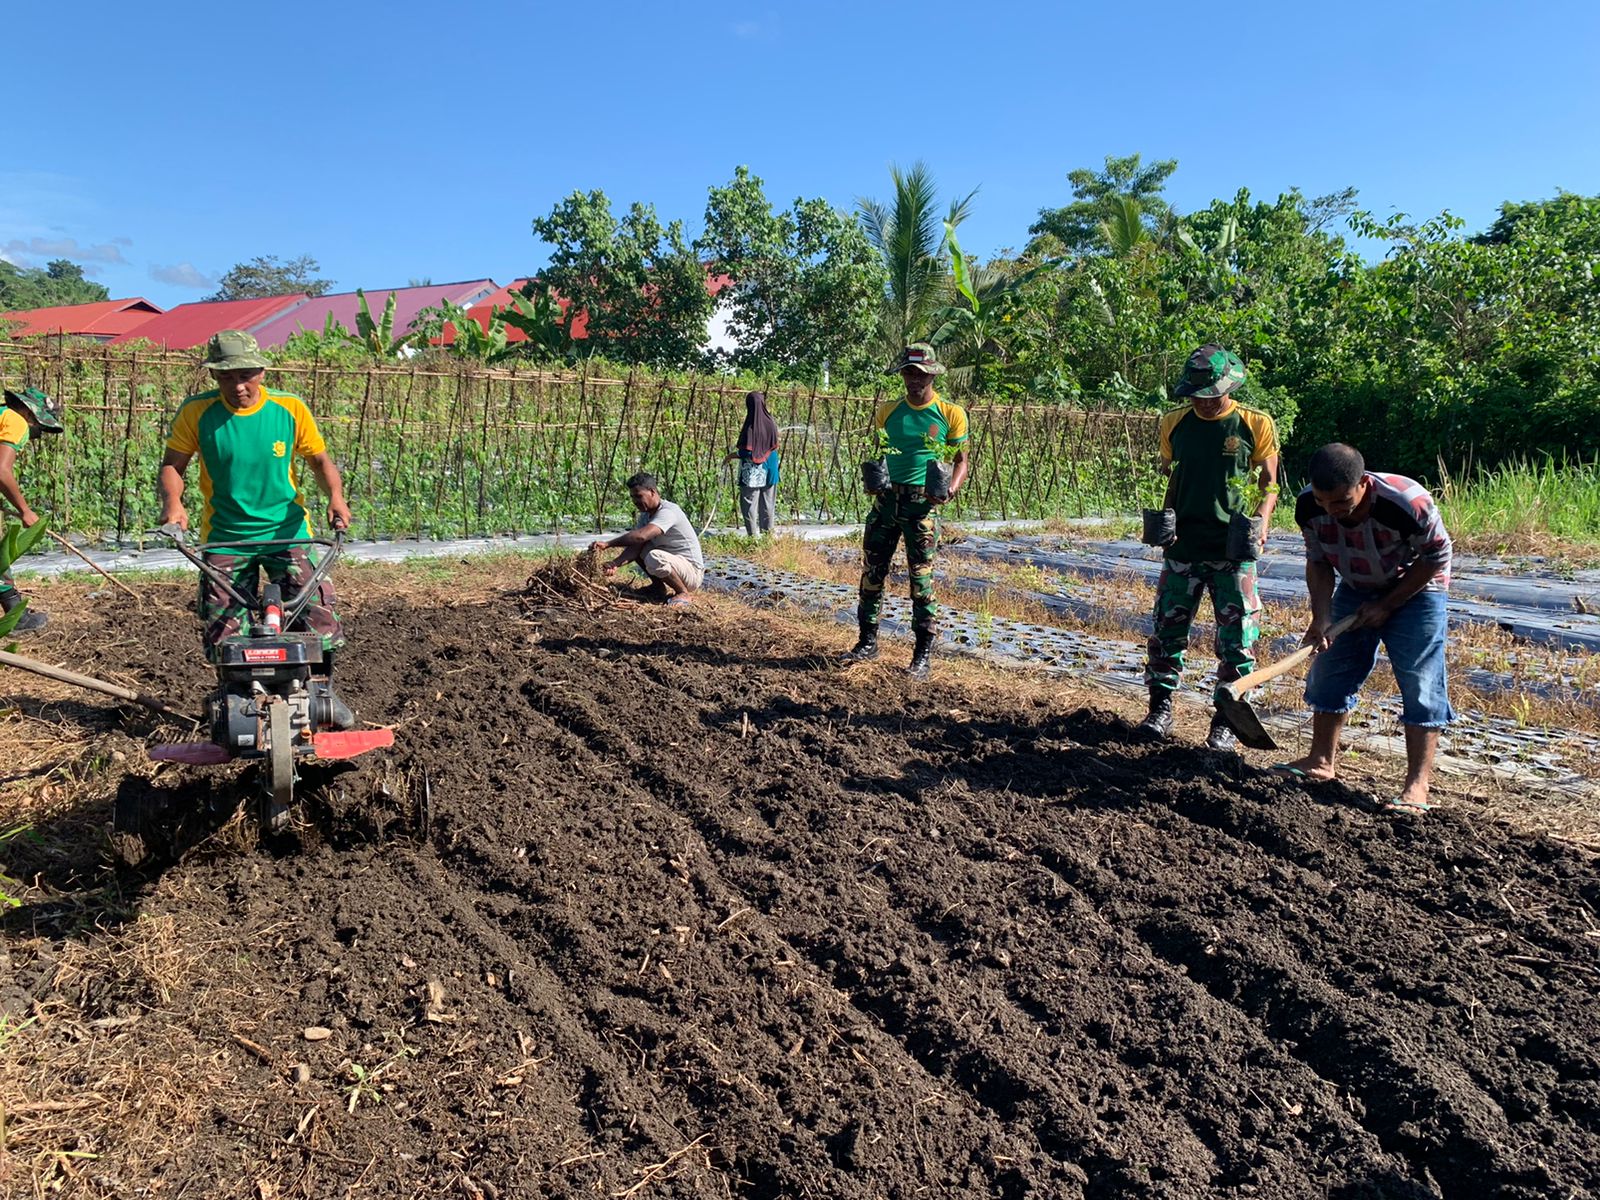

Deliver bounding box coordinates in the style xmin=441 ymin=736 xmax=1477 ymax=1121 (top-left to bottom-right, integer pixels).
xmin=157 ymin=329 xmax=355 ymax=726
xmin=0 ymin=386 xmax=66 ymax=632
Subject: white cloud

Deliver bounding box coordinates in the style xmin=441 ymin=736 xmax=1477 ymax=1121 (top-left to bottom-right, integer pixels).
xmin=1 ymin=235 xmax=129 ymax=267
xmin=731 ymin=10 xmax=779 ymax=39
xmin=149 ymin=262 xmax=217 ymax=289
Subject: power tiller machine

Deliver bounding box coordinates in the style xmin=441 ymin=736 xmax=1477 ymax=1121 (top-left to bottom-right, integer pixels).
xmin=149 ymin=524 xmax=393 ymax=832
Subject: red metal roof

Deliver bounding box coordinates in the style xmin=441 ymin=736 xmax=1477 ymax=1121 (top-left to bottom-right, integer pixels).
xmin=109 ymin=294 xmax=310 ymax=348
xmin=2 ymin=298 xmax=164 ymax=341
xmin=251 ymin=280 xmax=497 ymax=349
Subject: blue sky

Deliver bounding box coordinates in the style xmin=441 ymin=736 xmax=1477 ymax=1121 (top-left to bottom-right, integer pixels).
xmin=5 ymin=0 xmax=1598 ymax=307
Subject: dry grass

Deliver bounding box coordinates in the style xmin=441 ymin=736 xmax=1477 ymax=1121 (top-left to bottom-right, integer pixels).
xmin=0 ymin=886 xmax=298 ymax=1199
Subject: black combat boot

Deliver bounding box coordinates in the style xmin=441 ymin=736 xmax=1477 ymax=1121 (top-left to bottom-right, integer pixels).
xmin=1205 ymin=712 xmax=1238 ymax=752
xmin=905 ymin=630 xmax=934 ymax=680
xmin=838 ymin=623 xmax=879 ymax=664
xmin=1136 ymin=687 xmax=1174 ymax=740
xmin=0 ymin=589 xmax=47 ymax=633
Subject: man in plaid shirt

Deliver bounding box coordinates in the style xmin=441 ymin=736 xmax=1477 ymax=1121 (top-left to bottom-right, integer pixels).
xmin=1275 ymin=443 xmax=1453 ymax=814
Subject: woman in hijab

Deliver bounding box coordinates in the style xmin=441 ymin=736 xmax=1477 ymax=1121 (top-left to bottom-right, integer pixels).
xmin=725 ymin=390 xmax=781 ymax=536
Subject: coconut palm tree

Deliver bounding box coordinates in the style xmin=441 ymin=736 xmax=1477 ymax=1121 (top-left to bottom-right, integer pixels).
xmin=856 ymin=162 xmax=978 ymax=352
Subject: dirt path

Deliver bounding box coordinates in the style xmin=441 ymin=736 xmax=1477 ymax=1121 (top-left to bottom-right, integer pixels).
xmin=2 ymin=581 xmax=1598 ymax=1198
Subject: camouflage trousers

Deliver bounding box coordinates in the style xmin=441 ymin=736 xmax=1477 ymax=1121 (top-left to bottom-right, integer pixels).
xmin=199 ymin=546 xmax=344 ymax=657
xmin=1144 ymin=559 xmax=1261 ymax=699
xmin=857 ymin=491 xmax=941 ymax=635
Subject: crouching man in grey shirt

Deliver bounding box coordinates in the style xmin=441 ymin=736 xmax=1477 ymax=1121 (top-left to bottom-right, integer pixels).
xmin=592 ymin=471 xmax=706 ymax=606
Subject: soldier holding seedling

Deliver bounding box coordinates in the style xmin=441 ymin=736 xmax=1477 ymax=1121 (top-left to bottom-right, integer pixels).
xmin=1138 ymin=345 xmax=1281 ymax=749
xmin=0 ymin=386 xmax=65 ymax=633
xmin=157 ymin=330 xmax=354 ymax=724
xmin=839 ymin=343 xmax=970 ymax=680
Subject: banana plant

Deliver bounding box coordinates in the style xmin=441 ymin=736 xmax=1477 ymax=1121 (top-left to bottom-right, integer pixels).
xmin=0 ymin=516 xmax=50 ymax=641
xmin=439 ymin=300 xmax=514 ymax=363
xmin=500 ymin=287 xmax=572 ymax=359
xmin=345 ymin=289 xmax=425 ymax=357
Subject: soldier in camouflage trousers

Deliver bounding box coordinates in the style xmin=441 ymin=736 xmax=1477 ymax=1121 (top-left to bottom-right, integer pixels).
xmin=839 ymin=343 xmax=969 ymax=679
xmin=1146 ymin=557 xmax=1262 ymax=706
xmin=197 ymin=545 xmax=342 ymax=651
xmin=858 ymin=492 xmax=941 ymax=636
xmin=1139 ymin=345 xmax=1281 ymax=750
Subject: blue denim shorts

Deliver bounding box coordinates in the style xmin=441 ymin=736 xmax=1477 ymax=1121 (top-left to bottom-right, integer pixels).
xmin=1304 ymin=584 xmax=1454 ymax=728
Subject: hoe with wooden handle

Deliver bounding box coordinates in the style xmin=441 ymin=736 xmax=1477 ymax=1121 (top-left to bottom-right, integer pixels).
xmin=1214 ymin=614 xmax=1359 ymax=751
xmin=0 ymin=648 xmax=199 ymax=724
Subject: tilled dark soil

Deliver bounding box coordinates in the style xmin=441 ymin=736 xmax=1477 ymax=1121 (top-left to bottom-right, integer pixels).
xmin=5 ymin=586 xmax=1600 ymax=1199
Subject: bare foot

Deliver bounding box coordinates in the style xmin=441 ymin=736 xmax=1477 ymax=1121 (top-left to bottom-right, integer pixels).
xmin=1270 ymin=757 xmax=1337 ymax=784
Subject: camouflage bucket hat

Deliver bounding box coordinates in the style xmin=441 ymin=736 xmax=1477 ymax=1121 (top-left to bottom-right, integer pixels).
xmin=1173 ymin=344 xmax=1246 ymax=399
xmin=200 ymin=329 xmax=270 ymax=371
xmin=886 ymin=342 xmax=947 ymax=376
xmin=3 ymin=386 xmax=64 ymax=433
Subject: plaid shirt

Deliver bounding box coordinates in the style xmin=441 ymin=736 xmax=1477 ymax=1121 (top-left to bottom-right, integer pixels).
xmin=1295 ymin=473 xmax=1452 ymax=591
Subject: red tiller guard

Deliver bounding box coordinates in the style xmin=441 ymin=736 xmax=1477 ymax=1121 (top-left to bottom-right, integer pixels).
xmin=311 ymin=729 xmax=396 ymax=760
xmin=150 ymin=729 xmax=394 ymax=765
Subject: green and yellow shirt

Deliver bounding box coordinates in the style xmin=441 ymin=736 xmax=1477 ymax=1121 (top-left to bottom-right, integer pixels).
xmin=0 ymin=408 xmax=30 ymax=452
xmin=872 ymin=392 xmax=969 ymax=486
xmin=1158 ymin=399 xmax=1279 ymax=562
xmin=166 ymin=386 xmax=327 ymax=543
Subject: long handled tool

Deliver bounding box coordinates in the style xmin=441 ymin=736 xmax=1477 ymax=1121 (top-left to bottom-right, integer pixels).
xmin=0 ymin=648 xmax=198 ymax=723
xmin=43 ymin=529 xmax=144 ymax=603
xmin=1214 ymin=614 xmax=1359 ymax=751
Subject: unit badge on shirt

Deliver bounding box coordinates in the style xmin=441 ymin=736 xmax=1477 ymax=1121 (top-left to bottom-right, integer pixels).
xmin=273 ymin=441 xmax=287 ymax=457
xmin=1222 ymin=435 xmax=1241 ymax=454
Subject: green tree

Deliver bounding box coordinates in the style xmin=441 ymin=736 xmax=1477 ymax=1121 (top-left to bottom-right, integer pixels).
xmin=0 ymin=258 xmax=111 ymax=310
xmin=1098 ymin=197 xmax=1154 ymax=256
xmin=857 ymin=162 xmax=978 ymax=352
xmin=1293 ymin=198 xmax=1600 ymax=472
xmin=531 ymin=190 xmax=713 ymax=368
xmin=1028 ymin=153 xmax=1178 ymax=256
xmin=205 ymin=254 xmax=334 ymax=301
xmin=698 ymin=166 xmax=885 ymax=383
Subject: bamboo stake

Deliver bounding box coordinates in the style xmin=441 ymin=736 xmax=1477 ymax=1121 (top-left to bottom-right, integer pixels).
xmin=42 ymin=529 xmax=143 ymax=602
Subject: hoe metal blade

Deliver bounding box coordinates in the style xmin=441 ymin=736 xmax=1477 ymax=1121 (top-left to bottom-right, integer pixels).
xmin=1214 ymin=687 xmax=1278 ymax=752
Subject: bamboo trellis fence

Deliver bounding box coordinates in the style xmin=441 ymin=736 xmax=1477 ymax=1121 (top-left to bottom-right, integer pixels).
xmin=1 ymin=341 xmax=1158 ymax=539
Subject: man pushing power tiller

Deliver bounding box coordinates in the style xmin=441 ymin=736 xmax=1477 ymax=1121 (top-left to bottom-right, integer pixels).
xmin=157 ymin=330 xmax=355 ymax=727
xmin=1274 ymin=443 xmax=1454 ymax=815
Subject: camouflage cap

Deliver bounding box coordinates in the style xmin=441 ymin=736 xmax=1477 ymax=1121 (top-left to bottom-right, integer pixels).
xmin=3 ymin=386 xmax=64 ymax=433
xmin=200 ymin=329 xmax=270 ymax=372
xmin=886 ymin=342 xmax=947 ymax=376
xmin=1172 ymin=344 xmax=1246 ymax=400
